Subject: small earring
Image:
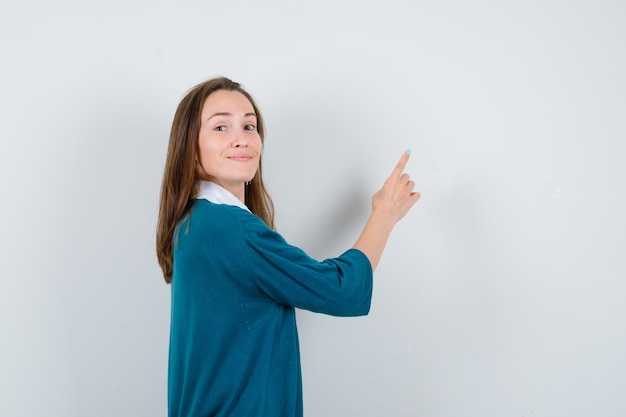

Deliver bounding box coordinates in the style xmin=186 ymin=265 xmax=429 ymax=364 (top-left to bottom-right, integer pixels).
xmin=245 ymin=181 xmax=251 ymax=186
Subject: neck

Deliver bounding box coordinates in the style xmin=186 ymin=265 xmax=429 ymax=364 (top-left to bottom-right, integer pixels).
xmin=209 ymin=178 xmax=245 ymax=203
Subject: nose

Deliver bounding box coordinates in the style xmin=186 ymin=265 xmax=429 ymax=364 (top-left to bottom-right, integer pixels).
xmin=232 ymin=128 xmax=249 ymax=148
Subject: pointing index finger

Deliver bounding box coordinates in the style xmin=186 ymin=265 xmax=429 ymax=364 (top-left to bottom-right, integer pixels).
xmin=391 ymin=149 xmax=411 ymax=177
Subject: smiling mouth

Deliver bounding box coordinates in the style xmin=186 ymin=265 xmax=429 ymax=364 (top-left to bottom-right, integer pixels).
xmin=229 ymin=155 xmax=252 ymax=162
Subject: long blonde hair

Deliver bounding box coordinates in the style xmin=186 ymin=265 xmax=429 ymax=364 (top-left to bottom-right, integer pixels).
xmin=156 ymin=77 xmax=275 ymax=283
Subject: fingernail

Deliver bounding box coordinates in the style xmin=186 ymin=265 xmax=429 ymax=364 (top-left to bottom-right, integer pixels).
xmin=405 ymin=149 xmax=411 ymax=156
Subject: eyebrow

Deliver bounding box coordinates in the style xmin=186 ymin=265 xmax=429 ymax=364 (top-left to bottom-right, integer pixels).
xmin=207 ymin=112 xmax=257 ymax=121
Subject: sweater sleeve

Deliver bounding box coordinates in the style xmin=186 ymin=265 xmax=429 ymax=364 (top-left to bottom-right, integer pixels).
xmin=241 ymin=214 xmax=373 ymax=317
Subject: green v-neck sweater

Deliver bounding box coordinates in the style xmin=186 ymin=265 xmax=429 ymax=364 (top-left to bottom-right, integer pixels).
xmin=168 ymin=199 xmax=373 ymax=417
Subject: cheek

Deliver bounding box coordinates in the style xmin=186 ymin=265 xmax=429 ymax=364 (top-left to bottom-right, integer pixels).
xmin=254 ymin=136 xmax=263 ymax=151
xmin=197 ymin=138 xmax=221 ymax=168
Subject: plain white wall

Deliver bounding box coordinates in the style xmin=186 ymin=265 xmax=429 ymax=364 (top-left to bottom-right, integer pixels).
xmin=1 ymin=0 xmax=625 ymax=416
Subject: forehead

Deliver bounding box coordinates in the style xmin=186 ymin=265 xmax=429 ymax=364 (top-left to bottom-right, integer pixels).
xmin=201 ymin=90 xmax=255 ymax=116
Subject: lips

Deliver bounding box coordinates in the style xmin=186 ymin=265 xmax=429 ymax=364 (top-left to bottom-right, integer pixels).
xmin=228 ymin=154 xmax=253 ymax=162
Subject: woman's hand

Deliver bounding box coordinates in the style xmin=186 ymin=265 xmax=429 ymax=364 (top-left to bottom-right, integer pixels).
xmin=371 ymin=150 xmax=421 ymax=226
xmin=353 ymin=150 xmax=421 ymax=271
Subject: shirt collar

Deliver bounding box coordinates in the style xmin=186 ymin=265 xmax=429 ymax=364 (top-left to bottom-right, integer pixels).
xmin=196 ymin=181 xmax=251 ymax=212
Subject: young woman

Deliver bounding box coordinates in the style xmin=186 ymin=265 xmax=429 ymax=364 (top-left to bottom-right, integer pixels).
xmin=156 ymin=77 xmax=420 ymax=417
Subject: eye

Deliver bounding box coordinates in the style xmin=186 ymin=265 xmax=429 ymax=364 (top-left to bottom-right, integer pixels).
xmin=244 ymin=124 xmax=256 ymax=131
xmin=214 ymin=125 xmax=227 ymax=132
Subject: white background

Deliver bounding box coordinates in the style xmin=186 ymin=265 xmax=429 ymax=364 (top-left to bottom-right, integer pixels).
xmin=1 ymin=0 xmax=625 ymax=416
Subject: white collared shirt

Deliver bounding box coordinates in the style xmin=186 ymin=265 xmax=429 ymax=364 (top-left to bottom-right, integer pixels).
xmin=196 ymin=181 xmax=251 ymax=212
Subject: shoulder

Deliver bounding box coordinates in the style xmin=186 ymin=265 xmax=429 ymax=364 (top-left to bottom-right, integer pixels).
xmin=174 ymin=200 xmax=282 ymax=254
xmin=176 ymin=200 xmax=262 ymax=244
xmin=189 ymin=199 xmax=256 ymax=226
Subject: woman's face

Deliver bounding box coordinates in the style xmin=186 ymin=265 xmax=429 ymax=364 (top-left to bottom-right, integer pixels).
xmin=197 ymin=89 xmax=262 ymax=197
